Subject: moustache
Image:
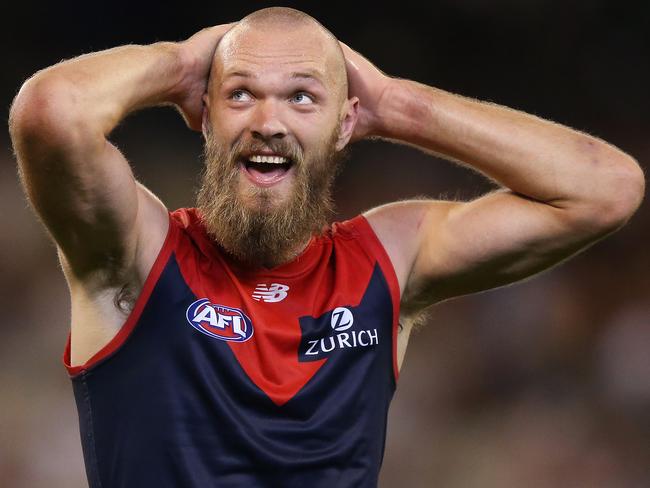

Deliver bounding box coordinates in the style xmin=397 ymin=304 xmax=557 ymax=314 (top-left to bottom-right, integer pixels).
xmin=227 ymin=137 xmax=305 ymax=167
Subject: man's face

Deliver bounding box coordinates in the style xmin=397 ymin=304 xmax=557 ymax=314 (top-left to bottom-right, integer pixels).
xmin=196 ymin=23 xmax=357 ymax=268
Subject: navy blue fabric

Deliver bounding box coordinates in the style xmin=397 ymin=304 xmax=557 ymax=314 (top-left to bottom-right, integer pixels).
xmin=71 ymin=253 xmax=396 ymax=488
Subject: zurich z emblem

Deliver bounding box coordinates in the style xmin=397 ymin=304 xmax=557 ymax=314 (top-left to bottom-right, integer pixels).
xmin=186 ymin=299 xmax=254 ymax=342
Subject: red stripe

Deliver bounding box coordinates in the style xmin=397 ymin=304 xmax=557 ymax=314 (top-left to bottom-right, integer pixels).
xmin=63 ymin=212 xmax=176 ymax=377
xmin=350 ymin=215 xmax=402 ymax=384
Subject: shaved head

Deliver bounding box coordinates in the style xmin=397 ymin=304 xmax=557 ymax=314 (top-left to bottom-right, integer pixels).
xmin=211 ymin=7 xmax=348 ymax=104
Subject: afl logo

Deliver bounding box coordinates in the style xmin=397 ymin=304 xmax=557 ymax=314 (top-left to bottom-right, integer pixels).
xmin=186 ymin=299 xmax=254 ymax=342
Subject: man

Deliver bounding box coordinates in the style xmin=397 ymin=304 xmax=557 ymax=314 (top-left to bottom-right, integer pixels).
xmin=8 ymin=6 xmax=644 ymax=488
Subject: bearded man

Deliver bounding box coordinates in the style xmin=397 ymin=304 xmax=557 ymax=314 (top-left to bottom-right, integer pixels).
xmin=8 ymin=6 xmax=644 ymax=488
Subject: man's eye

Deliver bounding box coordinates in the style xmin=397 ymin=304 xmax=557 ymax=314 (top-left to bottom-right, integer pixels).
xmin=230 ymin=90 xmax=253 ymax=102
xmin=290 ymin=92 xmax=314 ymax=105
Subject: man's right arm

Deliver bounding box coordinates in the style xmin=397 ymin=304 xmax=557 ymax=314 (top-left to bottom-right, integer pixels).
xmin=8 ymin=26 xmax=232 ymax=364
xmin=8 ymin=26 xmax=231 ymax=281
xmin=9 ymin=42 xmax=183 ymax=281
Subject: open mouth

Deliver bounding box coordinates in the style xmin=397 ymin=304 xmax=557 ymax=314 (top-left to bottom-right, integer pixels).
xmin=242 ymin=154 xmax=294 ymax=186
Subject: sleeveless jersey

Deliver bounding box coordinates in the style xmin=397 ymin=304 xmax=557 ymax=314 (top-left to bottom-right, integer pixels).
xmin=63 ymin=207 xmax=401 ymax=488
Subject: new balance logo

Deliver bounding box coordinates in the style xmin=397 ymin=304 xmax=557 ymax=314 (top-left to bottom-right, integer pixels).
xmin=252 ymin=283 xmax=290 ymax=303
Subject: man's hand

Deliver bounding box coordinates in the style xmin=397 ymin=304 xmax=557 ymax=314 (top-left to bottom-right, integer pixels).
xmin=340 ymin=42 xmax=392 ymax=142
xmin=175 ymin=23 xmax=235 ymax=131
xmin=8 ymin=26 xmax=247 ymax=278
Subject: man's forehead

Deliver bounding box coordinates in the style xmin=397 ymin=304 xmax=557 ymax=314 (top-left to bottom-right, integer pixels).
xmin=222 ymin=67 xmax=328 ymax=88
xmin=215 ymin=24 xmax=341 ymax=83
xmin=221 ymin=22 xmax=332 ymax=53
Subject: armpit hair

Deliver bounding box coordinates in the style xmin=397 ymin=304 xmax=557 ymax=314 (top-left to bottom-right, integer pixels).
xmin=399 ymin=307 xmax=431 ymax=333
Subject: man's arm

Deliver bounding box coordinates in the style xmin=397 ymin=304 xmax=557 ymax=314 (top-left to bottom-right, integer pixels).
xmin=342 ymin=45 xmax=645 ymax=313
xmin=8 ymin=26 xmax=231 ymax=281
xmin=9 ymin=26 xmax=233 ymax=365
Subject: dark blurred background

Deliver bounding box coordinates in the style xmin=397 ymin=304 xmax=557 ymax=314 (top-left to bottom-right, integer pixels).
xmin=2 ymin=1 xmax=649 ymax=487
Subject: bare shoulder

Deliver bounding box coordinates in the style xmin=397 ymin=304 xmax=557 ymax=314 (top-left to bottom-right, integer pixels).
xmin=363 ymin=199 xmax=457 ymax=367
xmin=63 ymin=182 xmax=169 ymax=367
xmin=362 ymin=199 xmax=456 ymax=296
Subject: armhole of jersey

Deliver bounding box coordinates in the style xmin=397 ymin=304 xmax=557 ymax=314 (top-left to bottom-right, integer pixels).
xmin=348 ymin=214 xmax=402 ymax=384
xmin=63 ymin=211 xmax=177 ymax=377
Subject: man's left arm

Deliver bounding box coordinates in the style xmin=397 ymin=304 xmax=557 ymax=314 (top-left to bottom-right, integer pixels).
xmin=341 ymin=44 xmax=645 ymax=313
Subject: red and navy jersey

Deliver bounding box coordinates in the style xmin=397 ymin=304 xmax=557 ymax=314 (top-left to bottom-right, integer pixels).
xmin=63 ymin=207 xmax=401 ymax=488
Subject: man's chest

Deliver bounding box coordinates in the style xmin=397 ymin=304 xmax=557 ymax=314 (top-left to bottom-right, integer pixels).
xmin=183 ymin=263 xmax=397 ymax=404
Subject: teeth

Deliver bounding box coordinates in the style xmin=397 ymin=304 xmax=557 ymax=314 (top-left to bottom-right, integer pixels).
xmin=249 ymin=155 xmax=288 ymax=164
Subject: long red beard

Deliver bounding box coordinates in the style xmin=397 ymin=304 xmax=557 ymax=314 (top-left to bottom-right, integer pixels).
xmin=196 ymin=129 xmax=345 ymax=269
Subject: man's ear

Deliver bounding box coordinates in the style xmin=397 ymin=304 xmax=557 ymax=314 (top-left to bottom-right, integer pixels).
xmin=336 ymin=96 xmax=359 ymax=151
xmin=201 ymin=93 xmax=211 ymax=139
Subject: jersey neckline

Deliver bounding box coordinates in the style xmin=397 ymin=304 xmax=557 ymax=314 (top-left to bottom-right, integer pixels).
xmin=178 ymin=207 xmax=349 ymax=279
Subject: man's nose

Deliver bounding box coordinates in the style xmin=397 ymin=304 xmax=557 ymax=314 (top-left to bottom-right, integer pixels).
xmin=250 ymin=99 xmax=288 ymax=140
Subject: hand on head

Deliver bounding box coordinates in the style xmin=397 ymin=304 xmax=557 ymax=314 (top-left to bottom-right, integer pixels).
xmin=176 ymin=23 xmax=237 ymax=131
xmin=176 ymin=9 xmax=390 ymax=146
xmin=339 ymin=42 xmax=391 ymax=141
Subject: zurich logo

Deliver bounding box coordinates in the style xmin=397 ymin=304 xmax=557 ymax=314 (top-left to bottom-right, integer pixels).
xmin=331 ymin=307 xmax=354 ymax=331
xmin=186 ymin=299 xmax=254 ymax=342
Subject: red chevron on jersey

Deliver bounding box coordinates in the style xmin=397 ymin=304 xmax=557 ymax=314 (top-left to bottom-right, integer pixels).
xmin=174 ymin=210 xmax=387 ymax=406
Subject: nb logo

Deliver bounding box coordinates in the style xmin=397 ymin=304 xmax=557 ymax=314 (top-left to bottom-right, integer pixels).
xmin=331 ymin=307 xmax=354 ymax=331
xmin=252 ymin=283 xmax=289 ymax=303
